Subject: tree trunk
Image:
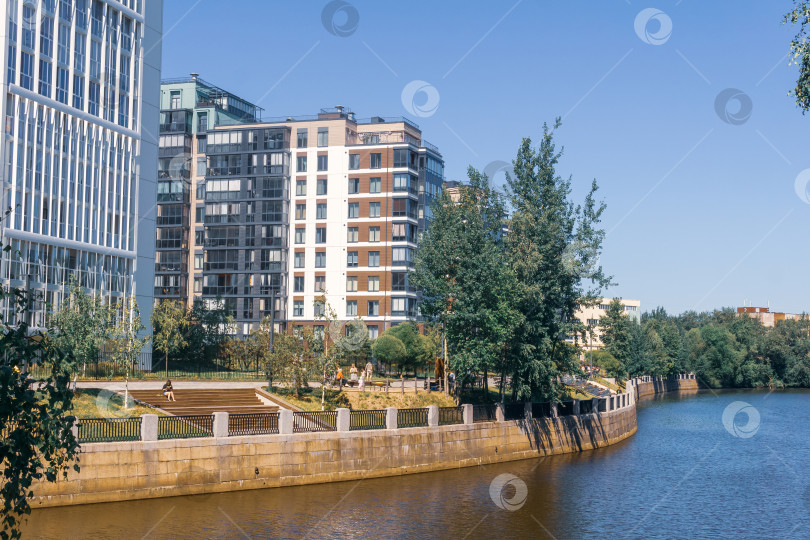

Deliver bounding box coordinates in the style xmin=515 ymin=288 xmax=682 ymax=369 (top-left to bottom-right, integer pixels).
xmin=401 ymin=374 xmax=404 ymax=395
xmin=124 ymin=371 xmax=130 ymax=410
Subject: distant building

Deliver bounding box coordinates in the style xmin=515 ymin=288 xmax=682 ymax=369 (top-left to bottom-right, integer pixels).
xmin=569 ymin=298 xmax=641 ymax=351
xmin=736 ymin=306 xmax=806 ymax=327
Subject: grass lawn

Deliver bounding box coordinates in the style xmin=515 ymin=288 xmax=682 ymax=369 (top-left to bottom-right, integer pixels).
xmin=71 ymin=388 xmax=163 ymax=419
xmin=268 ymin=386 xmax=457 ymax=411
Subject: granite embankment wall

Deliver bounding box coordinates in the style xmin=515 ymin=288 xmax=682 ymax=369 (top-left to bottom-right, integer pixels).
xmin=628 ymin=374 xmax=699 ymax=399
xmin=30 ymin=375 xmax=694 ymax=508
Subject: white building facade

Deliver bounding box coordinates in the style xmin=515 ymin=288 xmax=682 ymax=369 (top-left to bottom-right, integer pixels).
xmin=0 ymin=0 xmax=161 ymax=361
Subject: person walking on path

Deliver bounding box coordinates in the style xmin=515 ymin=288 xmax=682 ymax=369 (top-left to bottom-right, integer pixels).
xmin=335 ymin=366 xmax=344 ymax=388
xmin=365 ymin=361 xmax=373 ymax=380
xmin=358 ymin=371 xmax=366 ymax=391
xmin=162 ymin=379 xmax=176 ymax=402
xmin=350 ymin=364 xmax=358 ymax=383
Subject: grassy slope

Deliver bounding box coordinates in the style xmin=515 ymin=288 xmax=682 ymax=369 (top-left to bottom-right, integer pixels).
xmin=71 ymin=388 xmax=163 ymax=419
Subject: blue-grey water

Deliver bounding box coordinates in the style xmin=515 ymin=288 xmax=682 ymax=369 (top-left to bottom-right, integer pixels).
xmin=24 ymin=390 xmax=810 ymax=539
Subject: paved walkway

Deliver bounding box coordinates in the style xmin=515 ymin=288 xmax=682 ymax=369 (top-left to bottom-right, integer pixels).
xmin=75 ymin=381 xmax=270 ymax=390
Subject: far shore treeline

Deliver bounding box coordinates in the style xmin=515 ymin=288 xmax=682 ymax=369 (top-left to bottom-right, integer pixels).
xmin=597 ymin=299 xmax=810 ymax=389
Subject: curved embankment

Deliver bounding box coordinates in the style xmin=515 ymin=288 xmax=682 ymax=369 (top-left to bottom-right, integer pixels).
xmin=31 ymin=375 xmax=697 ymax=508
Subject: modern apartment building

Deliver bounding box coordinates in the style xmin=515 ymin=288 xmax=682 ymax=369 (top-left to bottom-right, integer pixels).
xmin=156 ymin=80 xmax=444 ymax=338
xmin=570 ymin=298 xmax=642 ymax=352
xmin=155 ymin=75 xmax=259 ymax=307
xmin=0 ymin=0 xmax=161 ymax=351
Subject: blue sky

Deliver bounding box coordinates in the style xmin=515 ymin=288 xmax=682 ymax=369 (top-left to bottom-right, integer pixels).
xmin=161 ymin=1 xmax=810 ymax=316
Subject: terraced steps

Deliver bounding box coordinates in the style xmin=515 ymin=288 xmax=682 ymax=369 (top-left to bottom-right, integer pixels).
xmin=128 ymin=388 xmax=279 ymax=416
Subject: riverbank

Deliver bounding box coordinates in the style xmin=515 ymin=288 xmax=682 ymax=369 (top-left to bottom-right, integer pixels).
xmin=28 ymin=375 xmax=696 ymax=509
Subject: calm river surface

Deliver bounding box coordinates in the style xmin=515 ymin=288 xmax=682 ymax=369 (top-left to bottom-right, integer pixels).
xmin=25 ymin=389 xmax=810 ymax=539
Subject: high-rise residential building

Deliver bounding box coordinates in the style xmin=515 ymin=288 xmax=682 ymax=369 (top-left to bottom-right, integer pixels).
xmin=157 ymin=81 xmax=444 ymax=338
xmin=155 ymin=75 xmax=259 ymax=307
xmin=0 ymin=0 xmax=162 ymax=356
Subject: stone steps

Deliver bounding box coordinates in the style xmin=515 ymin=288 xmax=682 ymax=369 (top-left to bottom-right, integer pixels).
xmin=128 ymin=389 xmax=279 ymax=416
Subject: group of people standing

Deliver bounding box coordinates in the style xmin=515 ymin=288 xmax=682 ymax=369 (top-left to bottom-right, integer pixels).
xmin=335 ymin=361 xmax=374 ymax=390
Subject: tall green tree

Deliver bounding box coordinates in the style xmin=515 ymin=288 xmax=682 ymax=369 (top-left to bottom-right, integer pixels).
xmin=108 ymin=296 xmax=149 ymax=409
xmin=412 ymin=167 xmax=521 ymax=400
xmin=784 ymin=2 xmax=810 ymax=112
xmin=504 ymin=120 xmax=611 ymax=401
xmin=1 ymin=251 xmax=79 ymax=539
xmin=150 ymin=300 xmax=188 ymax=377
xmin=49 ymin=277 xmax=113 ymax=379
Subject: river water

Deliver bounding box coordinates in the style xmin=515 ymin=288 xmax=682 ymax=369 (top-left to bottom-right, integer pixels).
xmin=24 ymin=389 xmax=810 ymax=539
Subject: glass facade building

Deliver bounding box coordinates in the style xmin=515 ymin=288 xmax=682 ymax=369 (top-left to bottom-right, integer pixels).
xmin=0 ymin=0 xmax=162 ymax=363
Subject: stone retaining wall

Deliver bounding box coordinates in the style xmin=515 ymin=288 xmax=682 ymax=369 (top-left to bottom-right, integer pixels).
xmin=628 ymin=374 xmax=699 ymax=399
xmin=29 ymin=374 xmax=693 ymax=508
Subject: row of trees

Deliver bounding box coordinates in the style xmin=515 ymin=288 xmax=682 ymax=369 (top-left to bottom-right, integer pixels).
xmin=597 ymin=300 xmax=810 ymax=388
xmin=412 ymin=120 xmax=612 ymax=402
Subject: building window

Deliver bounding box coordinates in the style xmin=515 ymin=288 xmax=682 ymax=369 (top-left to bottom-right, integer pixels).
xmin=315 ymin=251 xmax=326 ymax=268
xmin=368 ymin=276 xmax=379 ymax=292
xmin=194 ymin=278 xmax=202 ymax=293
xmin=349 ymin=154 xmax=360 ymax=170
xmin=297 ymin=128 xmax=308 ymax=147
xmin=369 ymin=177 xmax=381 ymax=193
xmin=55 ymin=67 xmax=68 ymax=103
xmin=295 ymin=204 xmax=306 ymax=220
xmin=348 ymin=178 xmax=359 ymax=194
xmin=317 ymin=127 xmax=328 ymax=147
xmin=315 ymin=275 xmax=325 ymax=292
xmin=294 ymin=252 xmax=305 ymax=268
xmin=348 ymin=202 xmax=359 ymax=219
xmin=295 ymin=227 xmax=305 ymax=244
xmin=296 ymin=180 xmax=307 ymax=196
xmin=22 ymin=5 xmax=35 ymax=49
xmin=7 ymin=45 xmax=16 ymax=85
xmin=346 ymin=277 xmax=357 ymax=292
xmin=316 ymin=203 xmax=327 ymax=219
xmin=194 ymin=254 xmax=203 ymax=270
xmin=296 ymin=156 xmax=307 ymax=172
xmin=392 ymin=247 xmax=413 ymax=266
xmin=368 ymin=325 xmax=379 ymax=339
xmin=347 ymin=251 xmax=358 ymax=267
xmin=294 ymin=276 xmax=304 ymax=293
xmin=38 ymin=59 xmax=52 ymax=96
xmin=317 ymin=155 xmax=328 ymax=171
xmin=367 ymin=300 xmax=379 ymax=316
xmin=347 ymin=227 xmax=358 ymax=243
xmin=198 ymin=112 xmax=208 ymax=132
xmin=197 ymin=138 xmax=207 ymax=153
xmin=370 ymin=153 xmax=381 ymax=169
xmin=369 ymin=202 xmax=381 ymax=218
xmin=74 ymin=31 xmax=85 ymax=70
xmin=368 ymin=227 xmax=380 ymax=242
xmin=197 ymin=157 xmax=206 ymax=177
xmin=57 ymin=24 xmax=69 ymax=64
xmin=392 ymin=272 xmax=407 ymax=291
xmin=316 ymin=178 xmax=327 ymax=195
xmin=40 ymin=16 xmax=54 ymax=57
xmin=72 ymin=74 xmax=84 ymax=109
xmin=314 ymin=302 xmax=324 ymax=318
xmin=315 ymin=227 xmax=326 ymax=243
xmin=170 ymin=90 xmax=180 ymax=109
xmin=393 ymin=148 xmax=409 ymax=168
xmin=346 ymin=300 xmax=357 ymax=317
xmin=88 ymin=81 xmax=100 ymax=115
xmin=368 ymin=251 xmax=380 ymax=267
xmin=20 ymin=51 xmax=33 ymax=90
xmin=293 ymin=301 xmax=304 ymax=317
